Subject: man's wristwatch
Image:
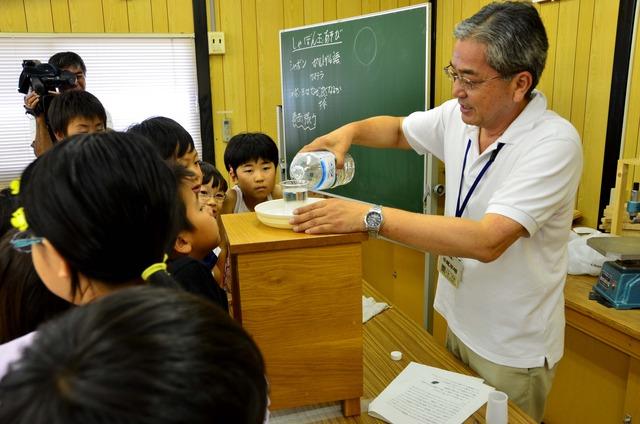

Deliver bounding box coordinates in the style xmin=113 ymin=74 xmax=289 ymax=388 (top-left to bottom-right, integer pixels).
xmin=364 ymin=205 xmax=384 ymax=238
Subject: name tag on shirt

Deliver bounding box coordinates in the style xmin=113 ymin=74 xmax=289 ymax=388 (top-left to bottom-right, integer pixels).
xmin=438 ymin=255 xmax=464 ymax=288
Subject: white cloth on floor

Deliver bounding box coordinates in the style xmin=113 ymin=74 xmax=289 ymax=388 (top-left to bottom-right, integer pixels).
xmin=362 ymin=296 xmax=389 ymax=323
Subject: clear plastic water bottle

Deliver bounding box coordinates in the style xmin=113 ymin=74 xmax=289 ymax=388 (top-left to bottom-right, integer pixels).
xmin=289 ymin=151 xmax=355 ymax=190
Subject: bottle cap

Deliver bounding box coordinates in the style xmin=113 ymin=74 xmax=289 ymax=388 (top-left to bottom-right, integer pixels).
xmin=390 ymin=351 xmax=402 ymax=361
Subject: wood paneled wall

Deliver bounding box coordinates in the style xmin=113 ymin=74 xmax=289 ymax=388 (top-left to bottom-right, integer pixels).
xmin=0 ymin=0 xmax=193 ymax=33
xmin=623 ymin=4 xmax=640 ymax=184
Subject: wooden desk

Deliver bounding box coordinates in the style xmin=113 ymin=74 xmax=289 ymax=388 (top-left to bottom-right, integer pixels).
xmin=222 ymin=212 xmax=367 ymax=414
xmin=272 ymin=281 xmax=534 ymax=423
xmin=545 ymin=275 xmax=640 ymax=423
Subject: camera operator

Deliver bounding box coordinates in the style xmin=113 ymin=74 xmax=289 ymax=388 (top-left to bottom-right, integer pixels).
xmin=23 ymin=52 xmax=87 ymax=156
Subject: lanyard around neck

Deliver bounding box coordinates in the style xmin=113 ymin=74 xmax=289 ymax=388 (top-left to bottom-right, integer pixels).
xmin=455 ymin=140 xmax=505 ymax=218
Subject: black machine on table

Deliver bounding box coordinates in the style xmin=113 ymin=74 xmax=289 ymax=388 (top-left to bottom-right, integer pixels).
xmin=588 ymin=237 xmax=640 ymax=310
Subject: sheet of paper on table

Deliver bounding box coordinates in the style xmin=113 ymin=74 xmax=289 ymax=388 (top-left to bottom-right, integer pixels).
xmin=368 ymin=361 xmax=494 ymax=424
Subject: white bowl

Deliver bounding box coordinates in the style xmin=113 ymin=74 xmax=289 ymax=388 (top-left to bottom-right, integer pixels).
xmin=255 ymin=198 xmax=322 ymax=229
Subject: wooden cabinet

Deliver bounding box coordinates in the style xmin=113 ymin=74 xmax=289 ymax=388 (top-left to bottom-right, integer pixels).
xmin=221 ymin=212 xmax=367 ymax=415
xmin=545 ymin=275 xmax=640 ymax=423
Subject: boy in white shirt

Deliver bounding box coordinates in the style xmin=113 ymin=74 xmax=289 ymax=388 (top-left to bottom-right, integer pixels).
xmin=221 ymin=132 xmax=282 ymax=214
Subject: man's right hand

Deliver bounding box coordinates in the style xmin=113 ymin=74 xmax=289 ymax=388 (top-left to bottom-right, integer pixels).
xmin=299 ymin=124 xmax=355 ymax=168
xmin=298 ymin=116 xmax=409 ymax=168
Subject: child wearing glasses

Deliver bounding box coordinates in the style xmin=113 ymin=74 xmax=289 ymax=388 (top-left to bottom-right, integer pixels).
xmin=198 ymin=160 xmax=228 ymax=219
xmin=0 ymin=131 xmax=183 ymax=379
xmin=197 ymin=161 xmax=228 ymax=281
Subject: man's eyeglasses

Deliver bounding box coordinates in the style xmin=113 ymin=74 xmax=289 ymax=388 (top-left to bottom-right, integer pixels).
xmin=10 ymin=231 xmax=44 ymax=253
xmin=443 ymin=64 xmax=503 ymax=90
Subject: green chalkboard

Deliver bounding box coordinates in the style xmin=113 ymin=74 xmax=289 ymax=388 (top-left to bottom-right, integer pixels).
xmin=280 ymin=5 xmax=429 ymax=213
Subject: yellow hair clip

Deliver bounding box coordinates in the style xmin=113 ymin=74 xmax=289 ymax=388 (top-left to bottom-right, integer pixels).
xmin=9 ymin=180 xmax=20 ymax=195
xmin=141 ymin=254 xmax=169 ymax=281
xmin=11 ymin=207 xmax=28 ymax=231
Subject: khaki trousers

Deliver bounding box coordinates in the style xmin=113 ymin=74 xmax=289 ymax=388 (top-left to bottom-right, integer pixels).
xmin=446 ymin=330 xmax=557 ymax=423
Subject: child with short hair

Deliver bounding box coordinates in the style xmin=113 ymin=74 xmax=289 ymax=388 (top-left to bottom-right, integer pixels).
xmin=127 ymin=116 xmax=203 ymax=193
xmin=126 ymin=118 xmax=225 ymax=308
xmin=168 ymin=167 xmax=228 ymax=311
xmin=0 ymin=131 xmax=182 ymax=378
xmin=198 ymin=160 xmax=228 ymax=219
xmin=222 ymin=132 xmax=282 ymax=214
xmin=47 ymin=89 xmax=106 ymax=141
xmin=196 ymin=161 xmax=227 ymax=281
xmin=0 ymin=281 xmax=268 ymax=424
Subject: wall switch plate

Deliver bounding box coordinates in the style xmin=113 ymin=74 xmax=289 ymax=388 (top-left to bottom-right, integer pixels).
xmin=222 ymin=117 xmax=231 ymax=142
xmin=208 ymin=31 xmax=225 ymax=55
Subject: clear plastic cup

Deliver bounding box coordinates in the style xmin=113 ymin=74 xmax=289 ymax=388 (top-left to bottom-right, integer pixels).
xmin=281 ymin=180 xmax=308 ymax=213
xmin=486 ymin=390 xmax=508 ymax=424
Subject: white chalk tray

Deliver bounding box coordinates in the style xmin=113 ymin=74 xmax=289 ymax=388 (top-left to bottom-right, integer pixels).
xmin=254 ymin=197 xmax=322 ymax=229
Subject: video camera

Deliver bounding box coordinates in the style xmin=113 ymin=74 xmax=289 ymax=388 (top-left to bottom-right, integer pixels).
xmin=18 ymin=60 xmax=77 ymax=116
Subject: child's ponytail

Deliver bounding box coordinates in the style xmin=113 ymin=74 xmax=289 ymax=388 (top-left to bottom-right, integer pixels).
xmin=140 ymin=256 xmax=181 ymax=289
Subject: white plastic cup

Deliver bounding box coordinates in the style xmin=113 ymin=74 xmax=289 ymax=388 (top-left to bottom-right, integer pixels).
xmin=281 ymin=180 xmax=308 ymax=213
xmin=486 ymin=390 xmax=508 ymax=424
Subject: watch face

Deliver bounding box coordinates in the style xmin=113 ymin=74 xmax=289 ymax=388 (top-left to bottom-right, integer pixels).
xmin=366 ymin=212 xmax=382 ymax=228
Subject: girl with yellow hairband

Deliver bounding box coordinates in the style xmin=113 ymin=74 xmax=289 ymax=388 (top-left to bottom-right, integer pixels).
xmin=0 ymin=131 xmax=183 ymax=378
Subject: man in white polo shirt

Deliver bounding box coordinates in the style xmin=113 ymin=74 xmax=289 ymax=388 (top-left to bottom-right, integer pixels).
xmin=290 ymin=2 xmax=583 ymax=422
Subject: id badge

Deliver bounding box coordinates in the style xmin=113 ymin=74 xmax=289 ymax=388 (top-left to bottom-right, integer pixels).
xmin=438 ymin=255 xmax=464 ymax=288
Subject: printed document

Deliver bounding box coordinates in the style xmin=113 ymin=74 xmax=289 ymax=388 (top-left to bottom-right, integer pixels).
xmin=368 ymin=362 xmax=494 ymax=424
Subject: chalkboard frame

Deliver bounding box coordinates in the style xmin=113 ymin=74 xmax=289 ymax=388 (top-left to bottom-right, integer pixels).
xmin=279 ymin=4 xmax=431 ymax=213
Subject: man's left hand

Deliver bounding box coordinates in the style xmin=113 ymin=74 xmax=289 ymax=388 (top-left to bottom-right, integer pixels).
xmin=290 ymin=198 xmax=369 ymax=234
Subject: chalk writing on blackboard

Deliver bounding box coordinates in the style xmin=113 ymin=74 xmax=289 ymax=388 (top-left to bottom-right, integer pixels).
xmin=292 ymin=112 xmax=317 ymax=131
xmin=312 ymin=51 xmax=341 ymax=68
xmin=289 ymin=58 xmax=306 ymax=71
xmin=291 ymin=86 xmax=342 ymax=98
xmin=291 ymin=85 xmax=343 ymax=110
xmin=280 ymin=5 xmax=429 ymax=213
xmin=291 ymin=29 xmax=344 ymax=52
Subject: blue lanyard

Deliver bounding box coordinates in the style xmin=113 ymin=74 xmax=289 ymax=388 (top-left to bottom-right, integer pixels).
xmin=455 ymin=140 xmax=505 ymax=218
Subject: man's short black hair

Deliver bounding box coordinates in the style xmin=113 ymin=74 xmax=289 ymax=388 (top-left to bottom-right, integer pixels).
xmin=47 ymin=90 xmax=107 ymax=137
xmin=48 ymin=51 xmax=86 ymax=74
xmin=223 ymin=132 xmax=279 ymax=172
